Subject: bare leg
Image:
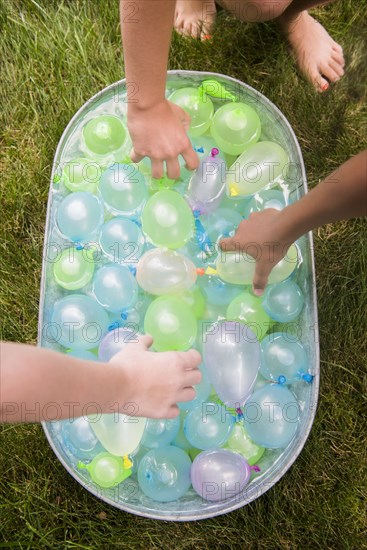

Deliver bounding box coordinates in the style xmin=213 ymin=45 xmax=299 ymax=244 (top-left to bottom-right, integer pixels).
xmin=174 ymin=0 xmax=216 ymax=40
xmin=217 ymin=0 xmax=345 ymax=91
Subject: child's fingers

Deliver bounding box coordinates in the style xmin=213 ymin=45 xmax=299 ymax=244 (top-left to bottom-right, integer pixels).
xmin=130 ymin=148 xmax=144 ymax=163
xmin=178 ymin=387 xmax=197 ymax=403
xmin=151 ymin=159 xmax=164 ymax=179
xmin=219 ymin=236 xmax=236 ymax=251
xmin=165 ymin=157 xmax=181 ymax=180
xmin=252 ymin=261 xmax=271 ymax=296
xmin=181 ymin=145 xmax=199 ymax=171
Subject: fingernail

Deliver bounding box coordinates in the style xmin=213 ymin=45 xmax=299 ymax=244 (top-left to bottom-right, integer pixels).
xmin=253 ymin=288 xmax=264 ymax=297
xmin=321 ymin=82 xmax=329 ymax=91
xmin=202 ymin=34 xmax=212 ymax=40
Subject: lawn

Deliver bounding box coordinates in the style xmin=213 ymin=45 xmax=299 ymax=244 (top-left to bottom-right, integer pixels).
xmin=0 ymin=0 xmax=366 ymax=548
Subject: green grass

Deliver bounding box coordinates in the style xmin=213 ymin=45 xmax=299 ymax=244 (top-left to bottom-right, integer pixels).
xmin=1 ymin=0 xmax=366 ymax=547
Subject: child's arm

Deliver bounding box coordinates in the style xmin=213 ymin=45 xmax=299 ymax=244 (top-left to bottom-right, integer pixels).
xmin=220 ymin=150 xmax=367 ymax=294
xmin=0 ymin=338 xmax=201 ymax=423
xmin=120 ymin=0 xmax=199 ymax=179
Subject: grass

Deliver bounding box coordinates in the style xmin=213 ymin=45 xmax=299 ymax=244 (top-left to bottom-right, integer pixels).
xmin=1 ymin=0 xmax=366 ymax=547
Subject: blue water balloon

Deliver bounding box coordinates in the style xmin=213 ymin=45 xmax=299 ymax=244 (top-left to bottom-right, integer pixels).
xmin=203 ymin=207 xmax=243 ymax=244
xmin=99 ymin=163 xmax=148 ymax=215
xmin=141 ymin=417 xmax=180 ymax=449
xmin=60 ymin=417 xmax=103 ymax=460
xmin=184 ymin=402 xmax=235 ymax=450
xmin=178 ymin=363 xmax=212 ymax=411
xmin=99 ymin=216 xmax=145 ymax=264
xmin=262 ymin=280 xmax=304 ymax=323
xmin=50 ymin=294 xmax=110 ymax=350
xmin=243 ymin=189 xmax=287 ymax=218
xmin=138 ymin=446 xmax=192 ymax=502
xmin=244 ymin=384 xmax=300 ymax=448
xmin=93 ymin=264 xmax=138 ymax=313
xmin=56 ymin=191 xmax=104 ymax=243
xmin=198 ymin=274 xmax=242 ymax=306
xmin=260 ymin=332 xmax=309 ymax=384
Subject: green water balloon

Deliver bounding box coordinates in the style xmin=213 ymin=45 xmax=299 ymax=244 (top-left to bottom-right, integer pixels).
xmin=223 ymin=423 xmax=265 ymax=466
xmin=61 ymin=158 xmax=101 ymax=193
xmin=169 ymin=87 xmax=214 ymax=136
xmin=226 ymin=291 xmax=273 ymax=340
xmin=216 ymin=244 xmax=299 ymax=285
xmin=210 ymin=102 xmax=261 ymax=156
xmin=78 ymin=452 xmax=132 ymax=489
xmin=141 ymin=189 xmax=194 ymax=249
xmin=178 ymin=285 xmax=206 ymax=319
xmin=226 ymin=141 xmax=289 ymax=197
xmin=53 ymin=248 xmax=95 ymax=290
xmin=83 ymin=115 xmax=126 ymax=155
xmin=144 ymin=296 xmax=197 ymax=351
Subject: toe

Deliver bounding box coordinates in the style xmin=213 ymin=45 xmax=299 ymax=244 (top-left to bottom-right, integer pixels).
xmin=328 ymin=59 xmax=345 ymax=78
xmin=320 ymin=62 xmax=341 ymax=83
xmin=309 ymin=69 xmax=329 ymax=92
xmin=332 ymin=42 xmax=343 ymax=55
xmin=331 ymin=50 xmax=345 ymax=68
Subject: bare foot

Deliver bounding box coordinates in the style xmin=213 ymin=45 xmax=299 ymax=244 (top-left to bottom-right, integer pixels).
xmin=174 ymin=0 xmax=216 ymax=40
xmin=279 ymin=10 xmax=345 ymax=92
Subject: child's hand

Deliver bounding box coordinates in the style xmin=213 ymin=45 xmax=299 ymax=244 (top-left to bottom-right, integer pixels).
xmin=128 ymin=99 xmax=199 ymax=180
xmin=110 ymin=334 xmax=202 ymax=419
xmin=220 ymin=209 xmax=292 ymax=296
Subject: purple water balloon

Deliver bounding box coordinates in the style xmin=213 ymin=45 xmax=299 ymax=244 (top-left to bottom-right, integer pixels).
xmin=203 ymin=321 xmax=261 ymax=407
xmin=98 ymin=327 xmax=141 ymax=362
xmin=191 ymin=449 xmax=257 ymax=502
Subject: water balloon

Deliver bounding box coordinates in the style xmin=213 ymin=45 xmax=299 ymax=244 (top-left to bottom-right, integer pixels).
xmin=92 ymin=264 xmax=138 ymax=313
xmin=83 ymin=115 xmax=126 ymax=155
xmin=244 ymin=384 xmax=300 ymax=448
xmin=144 ymin=296 xmax=197 ymax=351
xmin=141 ymin=189 xmax=194 ymax=249
xmin=226 ymin=141 xmax=288 ymax=197
xmin=99 ymin=163 xmax=148 ymax=215
xmin=53 ymin=248 xmax=95 ymax=290
xmin=50 ymin=294 xmax=109 ymax=350
xmin=169 ymin=87 xmax=214 ymax=136
xmin=138 ymin=446 xmax=192 ymax=502
xmin=203 ymin=321 xmax=260 ymax=407
xmin=56 ymin=191 xmax=104 ymax=243
xmin=99 ymin=216 xmax=145 ymax=264
xmin=136 ymin=248 xmax=197 ymax=295
xmin=184 ymin=402 xmax=234 ymax=450
xmin=211 ymin=102 xmax=261 ymax=155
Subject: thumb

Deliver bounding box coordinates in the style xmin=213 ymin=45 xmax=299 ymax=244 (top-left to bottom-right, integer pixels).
xmin=131 ymin=333 xmax=154 ymax=351
xmin=219 ymin=236 xmax=236 ymax=251
xmin=252 ymin=261 xmax=271 ymax=296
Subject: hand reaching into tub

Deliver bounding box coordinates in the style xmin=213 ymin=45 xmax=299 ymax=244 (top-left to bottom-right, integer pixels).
xmin=0 ymin=339 xmax=201 ymax=423
xmin=120 ymin=1 xmax=199 ymax=179
xmin=220 ymin=150 xmax=367 ymax=295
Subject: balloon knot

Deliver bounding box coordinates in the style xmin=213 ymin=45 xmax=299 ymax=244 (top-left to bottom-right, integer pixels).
xmin=75 ymin=242 xmax=83 ymax=251
xmin=278 ymin=375 xmax=287 ymax=385
xmin=250 ymin=465 xmax=261 ymax=472
xmin=194 ymin=146 xmax=204 ymax=153
xmin=193 ymin=209 xmax=202 ymax=218
xmin=196 ymin=268 xmax=205 ymax=276
xmin=128 ymin=265 xmax=137 ymax=276
xmin=210 ymin=148 xmax=219 ymax=157
xmin=235 ymin=407 xmax=244 ymax=420
xmin=301 ymin=373 xmax=314 ymax=383
xmin=123 ymin=455 xmax=133 ymax=469
xmin=120 ymin=311 xmax=128 ymax=321
xmin=108 ymin=321 xmax=121 ymax=331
